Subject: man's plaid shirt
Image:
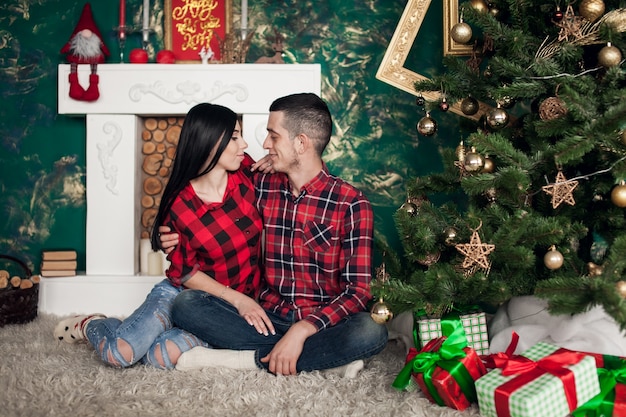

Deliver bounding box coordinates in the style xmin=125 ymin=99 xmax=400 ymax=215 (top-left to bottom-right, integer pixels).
xmin=254 ymin=166 xmax=374 ymax=331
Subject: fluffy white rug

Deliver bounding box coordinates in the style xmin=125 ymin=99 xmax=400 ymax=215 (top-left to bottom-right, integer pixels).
xmin=0 ymin=314 xmax=481 ymax=417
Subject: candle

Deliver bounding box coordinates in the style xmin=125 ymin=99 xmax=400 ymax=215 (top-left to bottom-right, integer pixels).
xmin=143 ymin=0 xmax=150 ymax=43
xmin=119 ymin=0 xmax=126 ymax=28
xmin=241 ymin=0 xmax=248 ymax=34
xmin=147 ymin=251 xmax=162 ymax=276
xmin=139 ymin=238 xmax=150 ymax=273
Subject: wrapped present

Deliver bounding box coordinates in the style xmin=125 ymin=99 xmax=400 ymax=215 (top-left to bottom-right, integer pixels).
xmin=393 ymin=320 xmax=487 ymax=410
xmin=476 ymin=334 xmax=601 ymax=417
xmin=571 ymin=353 xmax=626 ymax=417
xmin=414 ymin=309 xmax=489 ymax=355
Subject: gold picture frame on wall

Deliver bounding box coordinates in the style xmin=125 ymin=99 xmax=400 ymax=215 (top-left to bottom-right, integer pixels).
xmin=164 ymin=0 xmax=233 ymax=63
xmin=376 ymin=0 xmax=488 ymax=120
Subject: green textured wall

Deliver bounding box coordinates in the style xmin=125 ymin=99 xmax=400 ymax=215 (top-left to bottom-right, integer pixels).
xmin=0 ymin=0 xmax=462 ymax=273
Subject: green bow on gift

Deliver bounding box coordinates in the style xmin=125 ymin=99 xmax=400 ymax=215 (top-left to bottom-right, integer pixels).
xmin=393 ymin=315 xmax=478 ymax=406
xmin=572 ymin=356 xmax=626 ymax=417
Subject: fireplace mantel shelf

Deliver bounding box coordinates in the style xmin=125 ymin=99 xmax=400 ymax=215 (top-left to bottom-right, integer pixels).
xmin=44 ymin=64 xmax=322 ymax=317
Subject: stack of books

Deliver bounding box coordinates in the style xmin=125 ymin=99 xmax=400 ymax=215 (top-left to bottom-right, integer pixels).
xmin=40 ymin=250 xmax=78 ymax=277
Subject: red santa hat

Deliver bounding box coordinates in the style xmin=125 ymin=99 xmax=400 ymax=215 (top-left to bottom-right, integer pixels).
xmin=60 ymin=3 xmax=110 ymax=62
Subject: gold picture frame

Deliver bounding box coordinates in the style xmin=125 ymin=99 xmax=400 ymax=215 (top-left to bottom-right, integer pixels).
xmin=164 ymin=0 xmax=233 ymax=63
xmin=376 ymin=0 xmax=489 ymax=120
xmin=443 ymin=0 xmax=474 ymax=56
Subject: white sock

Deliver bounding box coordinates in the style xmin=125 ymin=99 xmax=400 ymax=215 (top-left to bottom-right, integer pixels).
xmin=176 ymin=347 xmax=258 ymax=371
xmin=323 ymin=360 xmax=365 ymax=379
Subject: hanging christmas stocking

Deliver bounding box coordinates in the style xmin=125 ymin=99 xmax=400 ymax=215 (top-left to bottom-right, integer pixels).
xmin=68 ymin=72 xmax=85 ymax=101
xmin=82 ymin=73 xmax=100 ymax=102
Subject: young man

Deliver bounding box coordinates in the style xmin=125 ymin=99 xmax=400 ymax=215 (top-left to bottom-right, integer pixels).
xmin=160 ymin=93 xmax=388 ymax=377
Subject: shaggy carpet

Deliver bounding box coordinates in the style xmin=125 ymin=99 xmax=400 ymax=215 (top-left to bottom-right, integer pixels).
xmin=0 ymin=314 xmax=483 ymax=417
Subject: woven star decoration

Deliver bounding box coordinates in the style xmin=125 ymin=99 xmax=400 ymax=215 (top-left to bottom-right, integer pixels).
xmin=455 ymin=228 xmax=495 ymax=270
xmin=542 ymin=170 xmax=578 ymax=208
xmin=555 ymin=5 xmax=585 ymax=42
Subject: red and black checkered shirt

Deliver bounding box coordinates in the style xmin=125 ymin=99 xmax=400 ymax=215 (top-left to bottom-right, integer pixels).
xmin=254 ymin=166 xmax=374 ymax=331
xmin=165 ymin=163 xmax=262 ymax=297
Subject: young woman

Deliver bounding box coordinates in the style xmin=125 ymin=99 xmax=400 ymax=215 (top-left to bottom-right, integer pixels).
xmin=53 ymin=103 xmax=273 ymax=369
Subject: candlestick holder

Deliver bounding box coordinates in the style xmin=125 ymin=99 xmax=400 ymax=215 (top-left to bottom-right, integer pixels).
xmin=141 ymin=28 xmax=154 ymax=50
xmin=114 ymin=25 xmax=131 ymax=62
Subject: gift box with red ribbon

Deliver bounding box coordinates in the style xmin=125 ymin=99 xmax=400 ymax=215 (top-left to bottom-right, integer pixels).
xmin=476 ymin=335 xmax=601 ymax=417
xmin=393 ymin=319 xmax=487 ymax=410
xmin=570 ymin=352 xmax=626 ymax=417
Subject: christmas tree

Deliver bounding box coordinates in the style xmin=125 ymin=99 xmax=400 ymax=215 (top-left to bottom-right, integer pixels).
xmin=375 ymin=0 xmax=626 ymax=328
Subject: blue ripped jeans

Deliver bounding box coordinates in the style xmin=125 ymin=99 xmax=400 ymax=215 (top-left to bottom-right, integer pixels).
xmin=171 ymin=289 xmax=388 ymax=372
xmin=85 ymin=280 xmax=207 ymax=370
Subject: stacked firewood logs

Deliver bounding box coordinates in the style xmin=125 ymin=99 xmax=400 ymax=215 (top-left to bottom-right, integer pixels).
xmin=140 ymin=117 xmax=183 ymax=238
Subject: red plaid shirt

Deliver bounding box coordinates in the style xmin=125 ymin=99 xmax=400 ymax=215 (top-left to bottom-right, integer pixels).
xmin=165 ymin=160 xmax=262 ymax=297
xmin=254 ymin=166 xmax=374 ymax=331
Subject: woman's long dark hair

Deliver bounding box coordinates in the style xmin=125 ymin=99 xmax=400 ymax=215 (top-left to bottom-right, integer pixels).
xmin=150 ymin=103 xmax=237 ymax=251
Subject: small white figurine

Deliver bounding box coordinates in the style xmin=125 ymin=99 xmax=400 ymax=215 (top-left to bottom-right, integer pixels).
xmin=199 ymin=46 xmax=214 ymax=64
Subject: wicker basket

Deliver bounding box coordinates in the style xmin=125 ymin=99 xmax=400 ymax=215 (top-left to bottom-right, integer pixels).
xmin=0 ymin=254 xmax=39 ymax=327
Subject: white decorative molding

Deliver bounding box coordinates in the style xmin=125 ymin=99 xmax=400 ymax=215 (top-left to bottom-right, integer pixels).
xmin=128 ymin=80 xmax=249 ymax=105
xmin=99 ymin=121 xmax=122 ymax=195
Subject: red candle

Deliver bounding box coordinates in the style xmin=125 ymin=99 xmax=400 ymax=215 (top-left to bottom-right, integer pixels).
xmin=119 ymin=0 xmax=126 ymax=28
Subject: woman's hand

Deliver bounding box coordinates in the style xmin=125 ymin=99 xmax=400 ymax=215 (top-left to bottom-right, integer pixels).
xmin=250 ymin=154 xmax=275 ymax=174
xmin=231 ymin=293 xmax=276 ymax=337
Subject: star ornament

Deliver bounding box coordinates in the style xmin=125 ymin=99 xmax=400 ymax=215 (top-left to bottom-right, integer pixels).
xmin=542 ymin=171 xmax=578 ymax=209
xmin=455 ymin=229 xmax=495 ymax=270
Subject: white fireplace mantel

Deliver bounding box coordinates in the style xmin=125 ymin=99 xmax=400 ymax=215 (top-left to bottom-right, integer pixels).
xmin=41 ymin=63 xmax=321 ymax=317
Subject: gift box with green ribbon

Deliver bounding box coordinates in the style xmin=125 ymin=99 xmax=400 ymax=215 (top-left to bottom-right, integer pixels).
xmin=393 ymin=317 xmax=488 ymax=410
xmin=476 ymin=335 xmax=601 ymax=417
xmin=571 ymin=352 xmax=626 ymax=417
xmin=414 ymin=309 xmax=489 ymax=355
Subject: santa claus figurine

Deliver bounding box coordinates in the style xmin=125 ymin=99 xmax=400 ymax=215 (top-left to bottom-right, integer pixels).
xmin=61 ymin=3 xmax=109 ymax=102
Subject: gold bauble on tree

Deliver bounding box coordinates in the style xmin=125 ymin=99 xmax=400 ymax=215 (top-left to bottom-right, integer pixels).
xmin=443 ymin=226 xmax=458 ymax=246
xmin=399 ymin=199 xmax=419 ymax=216
xmin=621 ymin=129 xmax=626 ymax=146
xmin=470 ymin=0 xmax=489 ymax=14
xmin=579 ymin=0 xmax=605 ymax=22
xmin=482 ymin=155 xmax=495 ymax=173
xmin=461 ymin=96 xmax=479 ymax=116
xmin=450 ymin=21 xmax=473 ymax=44
xmin=417 ymin=112 xmax=437 ymax=136
xmin=370 ymin=297 xmax=393 ymax=324
xmin=485 ymin=104 xmax=509 ymax=130
xmin=610 ymin=180 xmax=626 ymax=208
xmin=616 ymin=281 xmax=626 ymax=299
xmin=598 ymin=43 xmax=622 ymax=68
xmin=544 ymin=245 xmax=564 ymax=270
xmin=463 ymin=147 xmax=484 ymax=173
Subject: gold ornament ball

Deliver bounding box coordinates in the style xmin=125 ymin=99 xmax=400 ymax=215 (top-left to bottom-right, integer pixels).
xmin=417 ymin=114 xmax=437 ymax=136
xmin=450 ymin=22 xmax=473 ymax=44
xmin=616 ymin=281 xmax=626 ymax=298
xmin=464 ymin=149 xmax=484 ymax=172
xmin=482 ymin=156 xmax=495 ymax=173
xmin=470 ymin=0 xmax=489 ymax=13
xmin=544 ymin=247 xmax=564 ymax=270
xmin=587 ymin=262 xmax=603 ymax=276
xmin=461 ymin=97 xmax=479 ymax=116
xmin=621 ymin=129 xmax=626 ymax=146
xmin=579 ymin=0 xmax=605 ymax=22
xmin=370 ymin=299 xmax=393 ymax=324
xmin=443 ymin=226 xmax=458 ymax=246
xmin=610 ymin=182 xmax=626 ymax=207
xmin=399 ymin=200 xmax=419 ymax=216
xmin=486 ymin=107 xmax=509 ymax=130
xmin=598 ymin=44 xmax=622 ymax=68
